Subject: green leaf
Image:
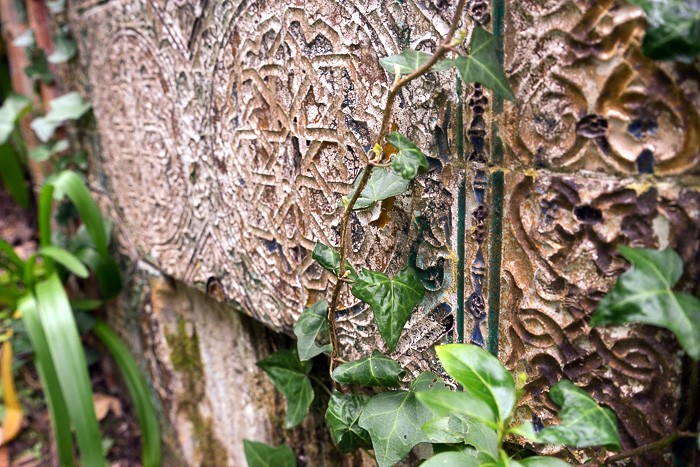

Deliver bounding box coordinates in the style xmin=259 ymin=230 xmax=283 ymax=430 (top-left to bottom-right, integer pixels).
xmin=422 ymin=414 xmax=498 ymax=459
xmin=293 ymin=300 xmax=331 ymax=361
xmin=12 ymin=30 xmax=35 ymax=47
xmin=456 ymin=27 xmax=516 ymax=102
xmin=518 ymin=457 xmax=571 ymax=467
xmin=24 ymin=49 xmax=54 ymax=84
xmin=536 ymin=380 xmax=621 ymax=450
xmin=378 ymin=49 xmax=454 ymax=75
xmin=46 ymin=0 xmax=66 ymax=13
xmin=387 ymin=132 xmax=429 ymax=180
xmin=311 ymin=241 xmax=358 ymax=281
xmin=358 ymin=372 xmax=445 ymax=467
xmin=18 ymin=295 xmax=75 ymax=467
xmin=30 ymin=139 xmax=69 ymax=162
xmin=256 ymin=349 xmax=314 ymax=429
xmin=435 ymin=344 xmax=516 ymax=422
xmin=93 ymin=320 xmax=161 ymax=467
xmin=70 ymin=299 xmax=102 ymax=311
xmin=51 ymin=170 xmax=108 ymax=257
xmin=331 ymin=350 xmax=406 ymax=387
xmin=243 ymin=440 xmax=296 ymax=467
xmin=0 ymin=93 xmax=31 ymax=144
xmin=421 ymin=452 xmax=485 ymax=467
xmin=325 ymin=392 xmax=372 ymax=452
xmin=508 ymin=422 xmax=537 ymax=441
xmin=48 ymin=30 xmax=77 ymax=64
xmin=347 ymin=168 xmax=410 ymax=210
xmin=0 ymin=237 xmax=24 ymax=275
xmin=0 ymin=143 xmax=30 ymax=208
xmin=590 ymin=246 xmax=700 ymax=360
xmin=34 ymin=274 xmax=105 ymax=466
xmin=351 ymin=266 xmax=425 ymax=352
xmin=76 ymin=248 xmax=122 ymax=299
xmin=415 ymin=390 xmax=498 ymax=428
xmin=31 ymin=92 xmax=91 ymax=142
xmin=628 ymin=0 xmax=700 ymax=63
xmin=38 ymin=245 xmax=89 ymax=278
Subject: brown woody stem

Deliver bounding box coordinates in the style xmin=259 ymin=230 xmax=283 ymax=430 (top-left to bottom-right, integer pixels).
xmin=327 ymin=0 xmax=467 ymax=378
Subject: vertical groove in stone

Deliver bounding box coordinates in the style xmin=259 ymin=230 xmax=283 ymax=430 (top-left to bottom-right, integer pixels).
xmin=456 ymin=76 xmax=466 ymax=344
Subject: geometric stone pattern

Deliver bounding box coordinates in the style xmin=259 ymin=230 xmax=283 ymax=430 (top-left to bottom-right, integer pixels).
xmin=67 ymin=0 xmax=700 ymax=463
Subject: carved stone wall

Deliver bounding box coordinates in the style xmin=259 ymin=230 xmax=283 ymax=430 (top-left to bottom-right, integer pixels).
xmin=64 ymin=0 xmax=700 ymax=464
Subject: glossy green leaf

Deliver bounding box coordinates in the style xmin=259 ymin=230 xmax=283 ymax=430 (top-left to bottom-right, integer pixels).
xmin=48 ymin=30 xmax=77 ymax=64
xmin=358 ymin=372 xmax=445 ymax=467
xmin=508 ymin=422 xmax=537 ymax=441
xmin=351 ymin=266 xmax=425 ymax=352
xmin=293 ymin=300 xmax=331 ymax=361
xmin=325 ymin=392 xmax=372 ymax=452
xmin=12 ymin=30 xmax=35 ymax=47
xmin=379 ymin=49 xmax=454 ymax=75
xmin=256 ymin=349 xmax=314 ymax=429
xmin=0 ymin=93 xmax=31 ymax=144
xmin=51 ymin=170 xmax=108 ymax=257
xmin=17 ymin=295 xmax=74 ymax=467
xmin=24 ymin=50 xmax=54 ymax=84
xmin=537 ymin=380 xmax=620 ymax=450
xmin=0 ymin=237 xmax=24 ymax=274
xmin=76 ymin=248 xmax=122 ymax=299
xmin=93 ymin=320 xmax=161 ymax=467
xmin=415 ymin=390 xmax=497 ymax=428
xmin=243 ymin=440 xmax=296 ymax=467
xmin=38 ymin=245 xmax=89 ymax=278
xmin=311 ymin=241 xmax=358 ymax=281
xmin=348 ymin=168 xmax=410 ymax=210
xmin=421 ymin=451 xmax=485 ymax=467
xmin=456 ymin=27 xmax=516 ymax=102
xmin=0 ymin=143 xmax=30 ymax=209
xmin=421 ymin=414 xmax=497 ymax=459
xmin=436 ymin=344 xmax=516 ymax=422
xmin=387 ymin=132 xmax=429 ymax=180
xmin=34 ymin=274 xmax=105 ymax=466
xmin=31 ymin=92 xmax=91 ymax=142
xmin=331 ymin=350 xmax=406 ymax=387
xmin=590 ymin=246 xmax=700 ymax=360
xmin=628 ymin=0 xmax=700 ymax=62
xmin=518 ymin=457 xmax=570 ymax=467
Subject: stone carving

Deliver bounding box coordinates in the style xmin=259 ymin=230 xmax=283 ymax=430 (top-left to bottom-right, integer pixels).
xmin=68 ymin=0 xmax=700 ymax=462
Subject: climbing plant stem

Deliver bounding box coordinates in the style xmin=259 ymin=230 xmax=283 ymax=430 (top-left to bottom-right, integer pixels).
xmin=327 ymin=0 xmax=468 ymax=374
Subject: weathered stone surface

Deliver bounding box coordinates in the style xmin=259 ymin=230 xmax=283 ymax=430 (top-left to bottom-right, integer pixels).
xmin=62 ymin=0 xmax=700 ymax=463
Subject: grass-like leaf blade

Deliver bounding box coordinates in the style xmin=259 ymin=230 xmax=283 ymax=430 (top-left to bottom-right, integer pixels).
xmin=294 ymin=300 xmax=332 ymax=361
xmin=435 ymin=344 xmax=516 ymax=422
xmin=331 ymin=350 xmax=406 ymax=387
xmin=39 ymin=245 xmax=89 ymax=278
xmin=0 ymin=143 xmax=30 ymax=209
xmin=351 ymin=267 xmax=425 ymax=352
xmin=243 ymin=439 xmax=296 ymax=467
xmin=536 ymin=380 xmax=620 ymax=450
xmin=34 ymin=274 xmax=105 ymax=466
xmin=325 ymin=392 xmax=372 ymax=452
xmin=93 ymin=320 xmax=161 ymax=467
xmin=590 ymin=246 xmax=700 ymax=360
xmin=256 ymin=349 xmax=314 ymax=429
xmin=456 ymin=27 xmax=516 ymax=102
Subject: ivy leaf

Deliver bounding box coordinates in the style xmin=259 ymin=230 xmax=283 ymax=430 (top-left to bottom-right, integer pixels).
xmin=379 ymin=49 xmax=454 ymax=75
xmin=415 ymin=390 xmax=498 ymax=428
xmin=325 ymin=392 xmax=372 ymax=452
xmin=358 ymin=372 xmax=445 ymax=467
xmin=31 ymin=92 xmax=92 ymax=142
xmin=256 ymin=349 xmax=314 ymax=429
xmin=345 ymin=168 xmax=410 ymax=210
xmin=48 ymin=30 xmax=78 ymax=64
xmin=421 ymin=451 xmax=487 ymax=467
xmin=536 ymin=380 xmax=621 ymax=450
xmin=243 ymin=440 xmax=296 ymax=467
xmin=0 ymin=93 xmax=31 ymax=144
xmin=351 ymin=266 xmax=425 ymax=352
xmin=293 ymin=300 xmax=331 ymax=361
xmin=12 ymin=30 xmax=35 ymax=48
xmin=628 ymin=0 xmax=700 ymax=63
xmin=24 ymin=49 xmax=54 ymax=84
xmin=311 ymin=241 xmax=358 ymax=281
xmin=518 ymin=457 xmax=571 ymax=467
xmin=590 ymin=246 xmax=700 ymax=360
xmin=456 ymin=27 xmax=515 ymax=102
xmin=387 ymin=132 xmax=429 ymax=180
xmin=30 ymin=139 xmax=70 ymax=162
xmin=331 ymin=350 xmax=406 ymax=387
xmin=435 ymin=344 xmax=516 ymax=422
